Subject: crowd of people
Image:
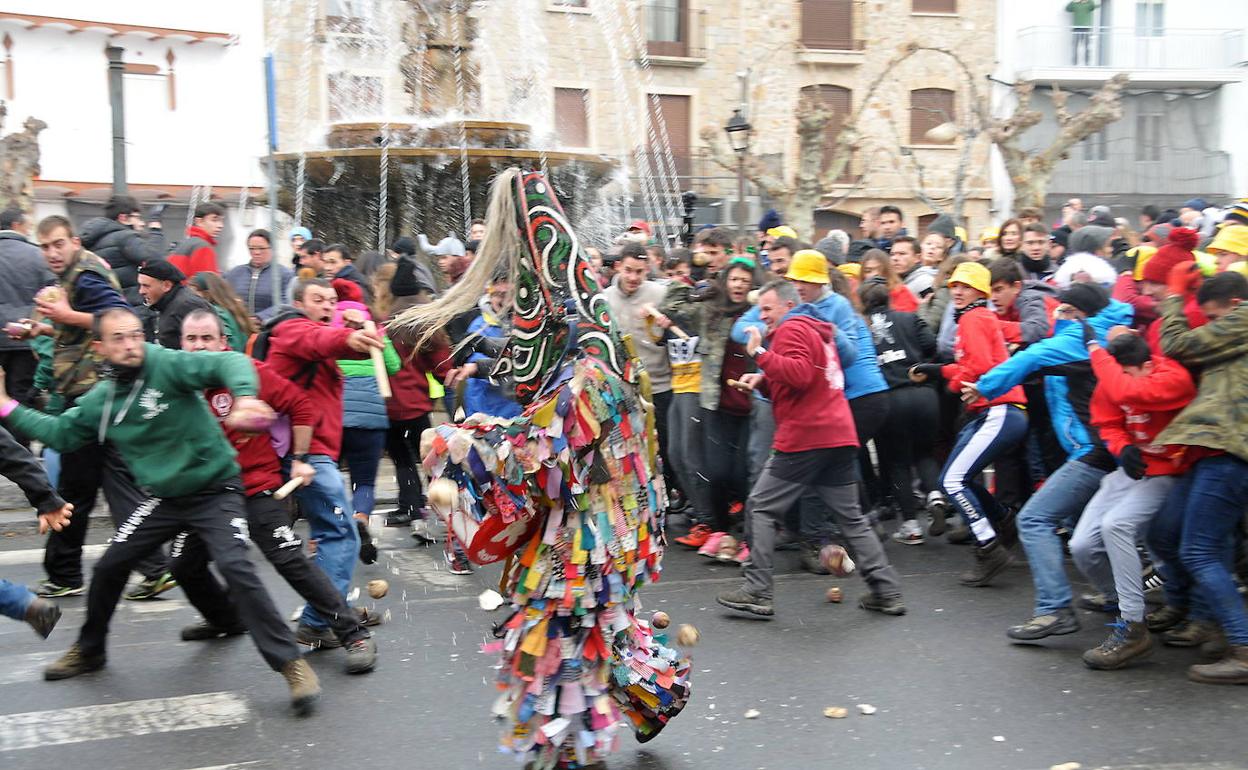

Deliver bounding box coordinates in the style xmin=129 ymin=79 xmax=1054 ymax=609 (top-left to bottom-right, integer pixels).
xmin=0 ymin=188 xmax=1246 ymax=724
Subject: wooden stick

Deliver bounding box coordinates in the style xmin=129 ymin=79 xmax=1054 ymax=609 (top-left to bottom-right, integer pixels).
xmin=363 ymin=320 xmax=392 ymax=398
xmin=641 ymin=303 xmax=689 ymax=339
xmin=273 ymin=476 xmax=303 ymax=501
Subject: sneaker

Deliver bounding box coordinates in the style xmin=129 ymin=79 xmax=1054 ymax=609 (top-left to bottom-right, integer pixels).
xmin=1077 ymin=592 xmax=1120 ymax=614
xmin=355 ymin=607 xmax=384 ymax=627
xmin=355 ymin=518 xmax=378 ymax=565
xmin=295 ymin=623 xmax=343 ymax=650
xmin=728 ymin=501 xmax=744 ymax=516
xmin=1082 ymin=619 xmax=1153 ymax=670
xmin=1146 ymin=604 xmax=1187 ymax=632
xmin=858 ymin=593 xmax=907 ymax=616
xmin=445 ymin=549 xmax=474 ymax=575
xmin=1187 ymin=645 xmax=1248 ymax=686
xmin=674 ymin=524 xmax=712 ymax=549
xmin=733 ymin=542 xmax=751 ymax=565
xmin=343 ymin=634 xmax=378 ymax=674
xmin=959 ymin=541 xmax=1012 ymax=587
xmin=1007 ymin=608 xmax=1081 ymax=641
xmin=35 ymin=580 xmax=84 ymax=598
xmin=892 ymin=520 xmax=926 ymax=546
xmin=180 ymin=621 xmax=247 ymax=642
xmin=123 ymin=572 xmax=178 ymax=601
xmin=24 ymin=598 xmax=62 ymax=639
xmin=716 ymin=587 xmax=774 ymax=617
xmin=280 ymin=658 xmax=322 ymax=715
xmin=1142 ymin=564 xmax=1166 ymax=592
xmin=799 ymin=543 xmax=831 ymax=575
xmin=926 ymin=492 xmax=949 ymax=537
xmin=384 ymin=509 xmax=413 ymax=527
xmin=714 ymin=535 xmax=741 ymax=562
xmin=43 ymin=644 xmax=106 ymax=680
xmin=410 ymin=516 xmax=437 ymax=544
xmin=697 ymin=531 xmax=727 ymax=559
xmin=1163 ymin=620 xmax=1222 ymax=648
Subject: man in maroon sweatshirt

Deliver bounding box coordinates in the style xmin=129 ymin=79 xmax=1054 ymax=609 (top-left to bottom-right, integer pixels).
xmin=171 ymin=309 xmax=377 ymax=672
xmin=716 ymin=280 xmax=905 ymax=618
xmin=267 ymin=278 xmax=383 ymax=647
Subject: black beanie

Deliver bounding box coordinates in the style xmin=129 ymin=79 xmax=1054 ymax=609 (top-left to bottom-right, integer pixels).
xmin=391 ymin=257 xmax=422 ymax=297
xmin=1059 ymin=282 xmax=1110 ymax=316
xmin=391 ymin=236 xmax=417 ymax=256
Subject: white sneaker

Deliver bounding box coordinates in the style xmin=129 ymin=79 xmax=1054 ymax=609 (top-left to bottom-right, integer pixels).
xmin=892 ymin=520 xmax=926 ymax=546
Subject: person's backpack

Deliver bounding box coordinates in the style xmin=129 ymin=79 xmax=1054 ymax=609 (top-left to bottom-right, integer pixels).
xmin=246 ymin=308 xmax=320 ymax=388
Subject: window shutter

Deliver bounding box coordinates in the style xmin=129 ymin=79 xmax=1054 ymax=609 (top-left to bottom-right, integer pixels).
xmin=802 ymin=85 xmax=854 ymax=181
xmin=554 ymin=88 xmax=589 ymax=147
xmin=913 ymin=0 xmax=957 ymax=13
xmin=650 ymin=94 xmax=692 ymax=178
xmin=909 ymin=88 xmax=955 ymax=144
xmin=800 ymin=0 xmax=854 ymax=51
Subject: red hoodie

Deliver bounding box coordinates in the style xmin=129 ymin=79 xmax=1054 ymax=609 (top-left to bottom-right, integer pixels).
xmin=267 ymin=315 xmax=365 ymax=459
xmin=941 ymin=305 xmax=1026 ymax=412
xmin=1089 ymin=347 xmax=1197 ymax=476
xmin=205 ymin=361 xmax=317 ymax=496
xmin=754 ymin=312 xmax=858 ymax=453
xmin=168 ymin=225 xmax=220 ymax=277
xmin=385 ymin=333 xmax=454 ymax=421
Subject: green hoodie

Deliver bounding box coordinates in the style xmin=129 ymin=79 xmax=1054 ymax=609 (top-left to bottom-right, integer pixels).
xmin=7 ymin=344 xmax=257 ymax=497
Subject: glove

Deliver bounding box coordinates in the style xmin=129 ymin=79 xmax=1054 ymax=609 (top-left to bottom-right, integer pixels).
xmin=910 ymin=363 xmax=944 ymax=381
xmin=1167 ymin=261 xmax=1202 ymax=297
xmin=1080 ymin=319 xmax=1096 ymax=347
xmin=1119 ymin=444 xmax=1147 ymax=480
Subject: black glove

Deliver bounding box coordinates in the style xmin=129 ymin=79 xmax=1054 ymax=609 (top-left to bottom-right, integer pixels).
xmin=1119 ymin=444 xmax=1147 ymax=480
xmin=1080 ymin=319 xmax=1096 ymax=347
xmin=910 ymin=363 xmax=944 ymax=380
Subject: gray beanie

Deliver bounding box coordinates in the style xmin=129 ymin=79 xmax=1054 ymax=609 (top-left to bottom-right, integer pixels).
xmin=1068 ymin=225 xmax=1114 ymax=255
xmin=814 ymin=235 xmax=847 ymax=266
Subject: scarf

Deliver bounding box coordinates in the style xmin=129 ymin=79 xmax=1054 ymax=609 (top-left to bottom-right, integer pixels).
xmin=954 ymin=298 xmax=988 ymax=323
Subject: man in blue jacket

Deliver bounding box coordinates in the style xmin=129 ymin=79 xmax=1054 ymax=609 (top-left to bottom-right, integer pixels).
xmin=962 ymin=283 xmax=1133 ymax=640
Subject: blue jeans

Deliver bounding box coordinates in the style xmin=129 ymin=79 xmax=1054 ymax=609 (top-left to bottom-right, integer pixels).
xmin=1178 ymin=455 xmax=1248 ymax=645
xmin=293 ymin=454 xmax=360 ymax=630
xmin=1146 ymin=471 xmax=1218 ymax=622
xmin=1018 ymin=458 xmax=1108 ymax=616
xmin=0 ymin=578 xmax=34 ymax=621
xmin=341 ymin=428 xmax=388 ymax=515
xmin=939 ymin=404 xmax=1028 ymax=544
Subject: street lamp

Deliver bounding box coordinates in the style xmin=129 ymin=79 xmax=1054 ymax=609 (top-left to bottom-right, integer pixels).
xmin=724 ymin=109 xmax=752 ymax=237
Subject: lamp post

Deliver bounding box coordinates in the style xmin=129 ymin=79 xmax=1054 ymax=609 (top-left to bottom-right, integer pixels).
xmin=724 ymin=108 xmax=752 ymax=238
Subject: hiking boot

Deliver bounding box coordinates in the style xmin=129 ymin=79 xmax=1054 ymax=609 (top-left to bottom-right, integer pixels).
xmin=960 ymin=541 xmax=1012 ymax=587
xmin=674 ymin=523 xmax=711 ymax=549
xmin=1145 ymin=604 xmax=1187 ymax=632
xmin=799 ymin=543 xmax=831 ymax=575
xmin=355 ymin=607 xmax=384 ymax=627
xmin=1163 ymin=619 xmax=1222 ymax=648
xmin=716 ymin=587 xmax=774 ymax=617
xmin=858 ymin=593 xmax=907 ymax=616
xmin=1187 ymin=645 xmax=1248 ymax=686
xmin=44 ymin=644 xmax=106 ymax=680
xmin=926 ymin=492 xmax=949 ymax=536
xmin=892 ymin=520 xmax=926 ymax=546
xmin=355 ymin=518 xmax=378 ymax=565
xmin=281 ymin=657 xmax=322 ymax=715
xmin=343 ymin=634 xmax=377 ymax=674
xmin=1082 ymin=619 xmax=1153 ymax=670
xmin=384 ymin=509 xmax=412 ymax=527
xmin=946 ymin=523 xmax=973 ymax=545
xmin=181 ymin=621 xmax=247 ymax=642
xmin=1007 ymin=608 xmax=1081 ymax=641
xmin=444 ymin=549 xmax=473 ymax=575
xmin=994 ymin=507 xmax=1019 ymax=550
xmin=296 ymin=623 xmax=343 ymax=650
xmin=35 ymin=580 xmax=84 ymax=598
xmin=123 ymin=572 xmax=178 ymax=601
xmin=1077 ymin=592 xmax=1120 ymax=614
xmin=24 ymin=598 xmax=62 ymax=639
xmin=1200 ymin=627 xmax=1230 ymax=662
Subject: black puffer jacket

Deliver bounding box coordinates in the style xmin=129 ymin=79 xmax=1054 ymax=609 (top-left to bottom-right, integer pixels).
xmin=142 ymin=283 xmax=211 ymax=349
xmin=78 ymin=217 xmax=164 ymax=301
xmin=864 ymin=306 xmax=937 ymax=388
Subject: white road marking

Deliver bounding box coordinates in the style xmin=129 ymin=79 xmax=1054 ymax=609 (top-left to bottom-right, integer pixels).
xmin=178 ymin=763 xmax=267 ymax=770
xmin=0 ymin=543 xmax=108 ymax=567
xmin=0 ymin=691 xmax=250 ymax=752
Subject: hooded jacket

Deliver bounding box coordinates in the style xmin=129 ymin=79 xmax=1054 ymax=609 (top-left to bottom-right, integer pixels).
xmin=78 ymin=217 xmax=163 ymax=298
xmin=997 ymin=282 xmax=1059 ymax=346
xmin=865 ymin=306 xmax=937 ymax=388
xmin=464 ymin=297 xmax=521 ymax=419
xmin=941 ymin=305 xmax=1026 ymax=412
xmin=604 ymin=276 xmax=671 ymax=393
xmin=168 ymin=225 xmax=219 ymax=277
xmin=976 ymin=299 xmax=1134 ymax=467
xmin=0 ymin=231 xmax=54 ymax=352
xmin=754 ymin=308 xmax=858 ymax=453
xmin=1088 ymin=348 xmax=1195 ymax=476
xmin=385 ymin=332 xmax=454 ymax=422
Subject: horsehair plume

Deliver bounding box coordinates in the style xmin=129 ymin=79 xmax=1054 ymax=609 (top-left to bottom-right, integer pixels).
xmin=390 ymin=168 xmax=525 ymax=349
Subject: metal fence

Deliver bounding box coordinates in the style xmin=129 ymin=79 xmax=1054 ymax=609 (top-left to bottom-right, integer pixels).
xmin=1016 ymin=26 xmax=1243 ymax=70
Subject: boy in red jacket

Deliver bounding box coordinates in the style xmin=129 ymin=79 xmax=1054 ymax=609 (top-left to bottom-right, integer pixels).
xmin=1069 ymin=329 xmax=1196 ymax=670
xmin=716 ymin=280 xmax=904 ymax=618
xmin=909 ymin=262 xmax=1028 ymax=586
xmin=168 ymin=202 xmax=224 ymax=277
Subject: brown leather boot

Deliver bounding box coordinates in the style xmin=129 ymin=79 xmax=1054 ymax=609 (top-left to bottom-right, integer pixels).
xmin=1187 ymin=645 xmax=1248 ymax=685
xmin=1082 ymin=619 xmax=1153 ymax=670
xmin=281 ymin=658 xmax=322 ymax=715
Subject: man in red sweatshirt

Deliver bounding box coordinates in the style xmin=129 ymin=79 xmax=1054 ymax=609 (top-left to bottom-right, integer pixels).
xmin=715 ymin=280 xmax=904 ymax=618
xmin=1068 ymin=329 xmax=1196 ymax=670
xmin=168 ymin=202 xmax=224 ymax=277
xmin=171 ymin=309 xmax=377 ymax=673
xmin=266 ymin=277 xmax=383 ymax=647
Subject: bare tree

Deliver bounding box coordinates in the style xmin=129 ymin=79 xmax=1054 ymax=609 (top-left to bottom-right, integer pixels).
xmin=0 ymin=102 xmax=48 ymax=213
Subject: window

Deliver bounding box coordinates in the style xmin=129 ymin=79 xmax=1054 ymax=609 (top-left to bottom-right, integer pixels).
xmin=554 ymin=88 xmax=589 ymax=147
xmin=1082 ymin=130 xmax=1108 ymax=162
xmin=909 ymin=88 xmax=955 ymax=145
xmin=647 ymin=94 xmax=691 ymax=178
xmin=1135 ymin=0 xmax=1164 ymax=36
xmin=800 ymin=0 xmax=855 ymax=51
xmin=913 ymin=0 xmax=957 ymax=12
xmin=328 ymin=72 xmax=383 ymax=120
xmin=325 ymin=0 xmax=380 ymax=34
xmin=918 ymin=213 xmax=938 ymax=234
xmin=1136 ymin=114 xmax=1163 ymax=162
xmin=800 ymin=85 xmax=854 ymax=181
xmin=647 ymin=0 xmax=687 ymax=56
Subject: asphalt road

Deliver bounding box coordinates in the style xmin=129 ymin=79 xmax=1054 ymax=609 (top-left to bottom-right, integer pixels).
xmin=1 ymin=521 xmax=1245 ymax=770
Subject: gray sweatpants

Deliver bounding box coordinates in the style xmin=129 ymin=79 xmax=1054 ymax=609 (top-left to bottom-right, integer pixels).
xmin=744 ymin=455 xmax=903 ymax=601
xmin=1069 ymin=469 xmax=1175 ymax=623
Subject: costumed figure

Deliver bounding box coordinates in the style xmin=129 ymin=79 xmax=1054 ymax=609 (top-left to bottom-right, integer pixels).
xmin=391 ymin=169 xmax=692 ymax=769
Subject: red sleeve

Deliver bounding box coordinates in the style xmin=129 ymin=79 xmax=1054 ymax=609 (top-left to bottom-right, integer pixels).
xmin=188 ymin=246 xmax=219 ymax=276
xmin=276 ymin=320 xmax=360 ymax=362
xmin=1089 ymin=348 xmax=1196 ymax=411
xmin=1113 ymin=273 xmax=1157 ymax=328
xmin=258 ymin=364 xmax=316 ymax=428
xmin=1090 ymin=382 xmax=1131 ymax=457
xmin=419 ymin=339 xmax=455 ymax=380
xmin=941 ymin=311 xmax=1000 ymax=393
xmin=753 ymin=323 xmax=821 ymax=390
xmin=167 ymin=253 xmax=189 ymax=275
xmin=891 ymin=285 xmax=919 ymax=312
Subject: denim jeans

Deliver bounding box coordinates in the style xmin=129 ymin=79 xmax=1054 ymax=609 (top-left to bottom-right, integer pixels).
xmin=293 ymin=454 xmax=360 ymax=630
xmin=341 ymin=428 xmax=388 ymax=515
xmin=1147 ymin=472 xmax=1217 ymax=623
xmin=1018 ymin=459 xmax=1108 ymax=616
xmin=939 ymin=404 xmax=1028 ymax=544
xmin=1178 ymin=455 xmax=1248 ymax=645
xmin=0 ymin=578 xmax=34 ymax=621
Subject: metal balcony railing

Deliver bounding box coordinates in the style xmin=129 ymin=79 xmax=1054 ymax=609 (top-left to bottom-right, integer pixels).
xmin=643 ymin=1 xmax=706 ymax=59
xmin=1016 ymin=26 xmax=1244 ymax=70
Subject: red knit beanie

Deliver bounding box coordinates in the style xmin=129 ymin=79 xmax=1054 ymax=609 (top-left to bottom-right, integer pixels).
xmin=1141 ymin=227 xmax=1198 ymax=283
xmin=331 ymin=277 xmax=363 ymax=304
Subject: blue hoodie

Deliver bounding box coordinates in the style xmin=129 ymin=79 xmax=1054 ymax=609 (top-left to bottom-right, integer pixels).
xmin=733 ymin=289 xmax=888 ymax=401
xmin=976 ymin=299 xmax=1133 ymax=466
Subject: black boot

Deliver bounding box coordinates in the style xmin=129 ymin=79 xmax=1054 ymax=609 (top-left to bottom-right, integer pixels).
xmin=960 ymin=540 xmax=1012 ymax=587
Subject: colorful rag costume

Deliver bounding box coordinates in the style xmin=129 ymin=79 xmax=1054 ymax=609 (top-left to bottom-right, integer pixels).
xmin=395 ymin=169 xmax=691 ymax=769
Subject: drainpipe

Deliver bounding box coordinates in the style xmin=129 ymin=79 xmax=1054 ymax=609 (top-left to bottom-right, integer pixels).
xmin=106 ymin=46 xmax=127 ymax=195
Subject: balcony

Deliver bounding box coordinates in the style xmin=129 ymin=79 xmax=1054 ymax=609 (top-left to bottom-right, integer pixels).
xmin=1049 ymin=149 xmax=1230 ymax=199
xmin=642 ymin=1 xmax=706 ymax=65
xmin=1015 ymin=26 xmax=1245 ymax=88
